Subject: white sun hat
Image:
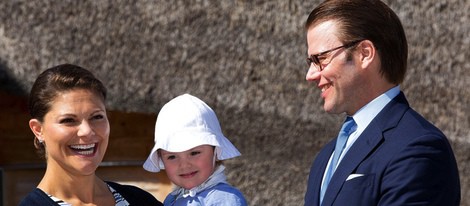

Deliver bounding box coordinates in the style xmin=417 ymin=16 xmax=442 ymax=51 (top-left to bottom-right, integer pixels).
xmin=143 ymin=93 xmax=241 ymax=172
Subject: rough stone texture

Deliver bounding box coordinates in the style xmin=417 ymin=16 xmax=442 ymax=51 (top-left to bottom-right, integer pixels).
xmin=0 ymin=0 xmax=468 ymax=205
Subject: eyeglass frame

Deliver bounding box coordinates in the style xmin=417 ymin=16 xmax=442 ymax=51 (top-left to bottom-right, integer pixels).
xmin=306 ymin=39 xmax=364 ymax=71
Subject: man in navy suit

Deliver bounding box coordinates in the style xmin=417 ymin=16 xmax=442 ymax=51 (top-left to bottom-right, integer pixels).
xmin=303 ymin=0 xmax=460 ymax=205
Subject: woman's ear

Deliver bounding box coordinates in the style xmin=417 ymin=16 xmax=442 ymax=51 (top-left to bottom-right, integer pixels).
xmin=357 ymin=40 xmax=377 ymax=69
xmin=29 ymin=119 xmax=44 ymax=142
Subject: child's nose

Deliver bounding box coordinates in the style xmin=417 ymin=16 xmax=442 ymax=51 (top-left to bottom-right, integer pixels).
xmin=179 ymin=158 xmax=192 ymax=168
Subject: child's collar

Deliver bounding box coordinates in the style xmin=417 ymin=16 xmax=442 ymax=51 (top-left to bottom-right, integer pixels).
xmin=171 ymin=165 xmax=227 ymax=198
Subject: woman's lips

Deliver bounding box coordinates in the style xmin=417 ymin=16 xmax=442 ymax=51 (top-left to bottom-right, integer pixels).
xmin=69 ymin=143 xmax=97 ymax=156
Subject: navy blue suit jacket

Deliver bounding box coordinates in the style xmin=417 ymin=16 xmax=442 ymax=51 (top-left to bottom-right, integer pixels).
xmin=304 ymin=92 xmax=460 ymax=206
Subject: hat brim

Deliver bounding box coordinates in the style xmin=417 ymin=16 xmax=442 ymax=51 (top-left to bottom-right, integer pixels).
xmin=143 ymin=131 xmax=240 ymax=173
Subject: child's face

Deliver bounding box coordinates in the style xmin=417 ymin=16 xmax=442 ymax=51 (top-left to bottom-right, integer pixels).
xmin=160 ymin=145 xmax=216 ymax=189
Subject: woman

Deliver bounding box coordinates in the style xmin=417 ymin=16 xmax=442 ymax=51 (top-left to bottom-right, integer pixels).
xmin=19 ymin=64 xmax=163 ymax=205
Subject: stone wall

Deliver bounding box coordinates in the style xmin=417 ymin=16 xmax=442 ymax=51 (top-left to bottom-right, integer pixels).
xmin=1 ymin=0 xmax=468 ymax=205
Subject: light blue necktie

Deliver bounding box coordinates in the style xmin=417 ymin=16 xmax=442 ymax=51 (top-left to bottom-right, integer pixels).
xmin=320 ymin=117 xmax=356 ymax=204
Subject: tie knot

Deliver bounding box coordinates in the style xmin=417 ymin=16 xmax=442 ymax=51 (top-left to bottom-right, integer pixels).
xmin=342 ymin=117 xmax=356 ymax=135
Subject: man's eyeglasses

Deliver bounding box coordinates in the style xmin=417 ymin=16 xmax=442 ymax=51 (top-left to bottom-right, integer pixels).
xmin=306 ymin=40 xmax=363 ymax=71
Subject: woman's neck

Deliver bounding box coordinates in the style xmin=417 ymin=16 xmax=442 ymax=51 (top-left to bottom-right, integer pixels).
xmin=37 ymin=166 xmax=114 ymax=205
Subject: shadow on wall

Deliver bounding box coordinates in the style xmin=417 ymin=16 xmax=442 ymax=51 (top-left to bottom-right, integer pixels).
xmin=0 ymin=60 xmax=27 ymax=96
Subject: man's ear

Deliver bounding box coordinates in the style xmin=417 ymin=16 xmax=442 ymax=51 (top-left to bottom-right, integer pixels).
xmin=29 ymin=119 xmax=44 ymax=142
xmin=357 ymin=40 xmax=377 ymax=69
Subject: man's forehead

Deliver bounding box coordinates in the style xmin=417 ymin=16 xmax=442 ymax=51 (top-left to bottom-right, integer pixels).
xmin=307 ymin=21 xmax=340 ymax=51
xmin=307 ymin=20 xmax=338 ymax=35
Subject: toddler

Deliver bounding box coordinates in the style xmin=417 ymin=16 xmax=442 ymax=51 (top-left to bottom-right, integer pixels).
xmin=143 ymin=94 xmax=248 ymax=206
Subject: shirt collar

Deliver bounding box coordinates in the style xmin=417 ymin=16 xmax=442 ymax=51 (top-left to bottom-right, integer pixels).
xmin=351 ymin=86 xmax=400 ymax=132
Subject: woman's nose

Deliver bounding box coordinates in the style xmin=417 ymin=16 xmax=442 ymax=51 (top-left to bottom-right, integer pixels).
xmin=77 ymin=120 xmax=94 ymax=137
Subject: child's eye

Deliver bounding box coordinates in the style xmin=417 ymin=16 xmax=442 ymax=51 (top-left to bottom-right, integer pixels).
xmin=166 ymin=155 xmax=176 ymax=160
xmin=190 ymin=151 xmax=201 ymax=156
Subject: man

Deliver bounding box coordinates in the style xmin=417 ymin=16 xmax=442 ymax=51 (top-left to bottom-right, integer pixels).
xmin=303 ymin=0 xmax=460 ymax=205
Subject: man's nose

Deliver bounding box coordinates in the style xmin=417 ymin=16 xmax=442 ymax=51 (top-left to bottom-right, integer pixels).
xmin=306 ymin=65 xmax=321 ymax=82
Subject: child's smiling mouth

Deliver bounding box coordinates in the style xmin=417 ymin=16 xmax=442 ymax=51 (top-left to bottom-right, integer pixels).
xmin=180 ymin=171 xmax=198 ymax=178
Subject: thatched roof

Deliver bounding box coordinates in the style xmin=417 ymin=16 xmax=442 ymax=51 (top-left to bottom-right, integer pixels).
xmin=1 ymin=0 xmax=469 ymax=205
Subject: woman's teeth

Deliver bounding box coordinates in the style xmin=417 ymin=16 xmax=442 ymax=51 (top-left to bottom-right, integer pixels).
xmin=70 ymin=143 xmax=96 ymax=155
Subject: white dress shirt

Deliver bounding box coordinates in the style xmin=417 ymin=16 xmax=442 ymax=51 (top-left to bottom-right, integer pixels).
xmin=321 ymin=86 xmax=401 ymax=189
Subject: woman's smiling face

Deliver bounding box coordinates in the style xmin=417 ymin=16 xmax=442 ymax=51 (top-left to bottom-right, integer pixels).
xmin=30 ymin=89 xmax=109 ymax=176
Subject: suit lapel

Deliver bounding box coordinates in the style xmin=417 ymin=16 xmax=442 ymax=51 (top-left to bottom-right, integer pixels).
xmin=307 ymin=141 xmax=335 ymax=206
xmin=321 ymin=92 xmax=410 ymax=205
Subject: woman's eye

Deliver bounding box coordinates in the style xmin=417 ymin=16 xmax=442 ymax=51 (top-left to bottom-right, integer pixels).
xmin=91 ymin=114 xmax=104 ymax=120
xmin=166 ymin=155 xmax=176 ymax=160
xmin=59 ymin=118 xmax=75 ymax=124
